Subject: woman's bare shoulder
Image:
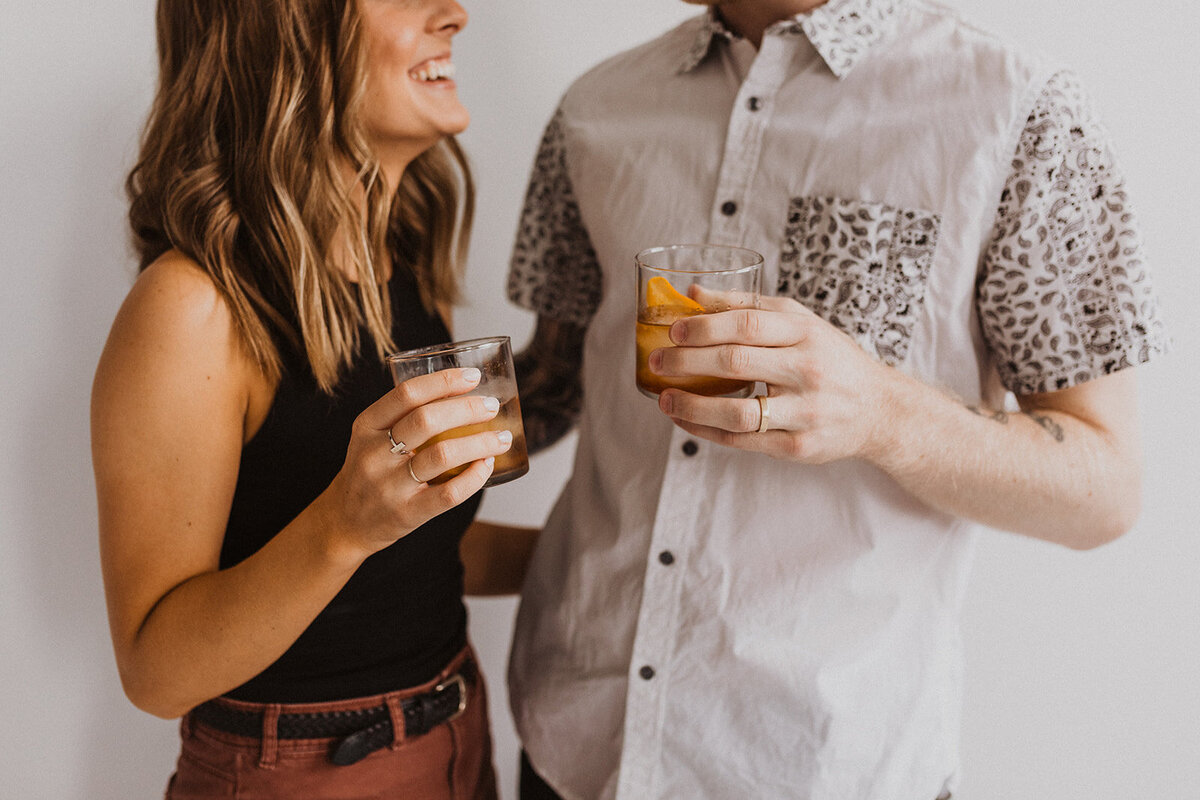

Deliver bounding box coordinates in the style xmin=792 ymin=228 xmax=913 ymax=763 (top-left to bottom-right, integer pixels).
xmin=94 ymin=250 xmax=261 ymax=421
xmin=120 ymin=250 xmax=236 ymax=339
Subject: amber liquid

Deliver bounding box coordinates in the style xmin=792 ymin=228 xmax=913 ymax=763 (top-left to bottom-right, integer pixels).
xmin=635 ymin=307 xmax=753 ymax=398
xmin=419 ymin=395 xmax=529 ymax=486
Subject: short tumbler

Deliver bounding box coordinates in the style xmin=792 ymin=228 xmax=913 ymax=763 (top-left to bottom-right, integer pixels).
xmin=635 ymin=244 xmax=763 ymax=398
xmin=387 ymin=336 xmax=529 ymax=487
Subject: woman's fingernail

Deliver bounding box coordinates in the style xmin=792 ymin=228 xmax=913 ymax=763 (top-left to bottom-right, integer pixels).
xmin=670 ymin=321 xmax=688 ymax=344
xmin=483 ymin=396 xmax=500 ymax=412
xmin=484 ymin=457 xmax=495 ymax=470
xmin=649 ymin=350 xmax=662 ymax=372
xmin=462 ymin=367 xmax=482 ymax=383
xmin=659 ymin=392 xmax=673 ymax=415
xmin=497 ymin=430 xmax=513 ymax=446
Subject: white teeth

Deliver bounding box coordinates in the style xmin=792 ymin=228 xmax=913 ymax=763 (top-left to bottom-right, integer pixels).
xmin=412 ymin=61 xmax=455 ymax=82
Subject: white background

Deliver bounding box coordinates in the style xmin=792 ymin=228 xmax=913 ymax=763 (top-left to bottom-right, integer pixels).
xmin=2 ymin=1 xmax=1197 ymax=798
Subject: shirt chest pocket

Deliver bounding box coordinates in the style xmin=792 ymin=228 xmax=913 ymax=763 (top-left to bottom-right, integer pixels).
xmin=778 ymin=196 xmax=942 ymax=366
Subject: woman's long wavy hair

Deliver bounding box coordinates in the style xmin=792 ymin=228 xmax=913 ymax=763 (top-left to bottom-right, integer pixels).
xmin=127 ymin=0 xmax=475 ymax=392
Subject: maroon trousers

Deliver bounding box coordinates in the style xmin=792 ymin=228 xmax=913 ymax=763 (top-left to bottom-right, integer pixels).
xmin=166 ymin=646 xmax=497 ymax=800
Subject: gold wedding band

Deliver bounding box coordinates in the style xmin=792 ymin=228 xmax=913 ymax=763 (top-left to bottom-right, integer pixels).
xmin=406 ymin=458 xmax=424 ymax=484
xmin=756 ymin=394 xmax=770 ymax=434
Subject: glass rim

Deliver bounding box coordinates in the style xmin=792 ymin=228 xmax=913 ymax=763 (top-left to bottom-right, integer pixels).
xmin=635 ymin=243 xmax=764 ymax=275
xmin=385 ymin=335 xmax=510 ymax=364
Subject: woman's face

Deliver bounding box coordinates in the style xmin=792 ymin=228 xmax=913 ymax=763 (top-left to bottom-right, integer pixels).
xmin=359 ymin=0 xmax=470 ymax=169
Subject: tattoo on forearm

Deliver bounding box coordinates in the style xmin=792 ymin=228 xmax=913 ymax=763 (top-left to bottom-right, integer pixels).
xmin=514 ymin=317 xmax=586 ymax=454
xmin=967 ymin=405 xmax=1009 ymax=424
xmin=967 ymin=404 xmax=1064 ymax=442
xmin=1023 ymin=411 xmax=1065 ymax=442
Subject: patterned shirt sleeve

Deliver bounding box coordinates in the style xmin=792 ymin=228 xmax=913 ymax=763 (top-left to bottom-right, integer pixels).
xmin=977 ymin=70 xmax=1169 ymax=395
xmin=506 ymin=108 xmax=603 ymax=326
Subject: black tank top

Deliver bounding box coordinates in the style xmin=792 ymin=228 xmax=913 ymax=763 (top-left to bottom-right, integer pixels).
xmin=220 ymin=266 xmax=480 ymax=703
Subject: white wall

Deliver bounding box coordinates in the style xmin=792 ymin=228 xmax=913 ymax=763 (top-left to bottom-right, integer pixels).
xmin=1 ymin=2 xmax=1195 ymax=798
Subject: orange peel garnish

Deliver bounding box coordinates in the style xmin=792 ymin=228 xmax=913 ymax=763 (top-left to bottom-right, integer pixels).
xmin=646 ymin=276 xmax=703 ymax=312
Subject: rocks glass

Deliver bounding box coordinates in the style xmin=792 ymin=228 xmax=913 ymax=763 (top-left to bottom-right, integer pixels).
xmin=635 ymin=244 xmax=763 ymax=398
xmin=387 ymin=336 xmax=529 ymax=487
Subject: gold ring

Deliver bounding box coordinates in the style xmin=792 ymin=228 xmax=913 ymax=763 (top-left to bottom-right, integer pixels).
xmin=407 ymin=458 xmax=424 ymax=484
xmin=756 ymin=394 xmax=770 ymax=434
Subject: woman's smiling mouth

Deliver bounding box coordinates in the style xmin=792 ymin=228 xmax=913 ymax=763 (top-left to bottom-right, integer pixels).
xmin=409 ymin=58 xmax=455 ymax=82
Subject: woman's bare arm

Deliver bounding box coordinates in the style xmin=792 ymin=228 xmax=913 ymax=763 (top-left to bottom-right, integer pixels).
xmin=93 ymin=254 xmax=508 ymax=718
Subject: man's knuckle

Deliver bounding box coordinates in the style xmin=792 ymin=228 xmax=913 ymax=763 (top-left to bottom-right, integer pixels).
xmin=783 ymin=435 xmax=807 ymax=460
xmin=736 ymin=310 xmax=761 ymax=339
xmin=720 ymin=345 xmax=752 ymax=376
xmin=739 ymin=403 xmax=760 ymax=432
xmin=801 ymin=361 xmax=823 ymax=389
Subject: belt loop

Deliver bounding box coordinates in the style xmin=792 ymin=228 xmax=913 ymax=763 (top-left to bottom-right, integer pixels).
xmin=259 ymin=704 xmax=280 ymax=769
xmin=385 ymin=694 xmax=406 ymax=750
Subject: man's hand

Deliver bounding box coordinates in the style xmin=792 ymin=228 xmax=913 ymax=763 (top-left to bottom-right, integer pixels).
xmin=649 ymin=294 xmax=1143 ymax=549
xmin=652 ymin=295 xmax=898 ymax=463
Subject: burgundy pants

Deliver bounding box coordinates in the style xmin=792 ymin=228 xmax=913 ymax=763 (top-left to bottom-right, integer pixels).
xmin=166 ymin=647 xmax=497 ymax=800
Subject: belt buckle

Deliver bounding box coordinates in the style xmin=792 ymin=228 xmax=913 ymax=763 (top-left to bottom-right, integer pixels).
xmin=434 ymin=673 xmax=468 ymax=722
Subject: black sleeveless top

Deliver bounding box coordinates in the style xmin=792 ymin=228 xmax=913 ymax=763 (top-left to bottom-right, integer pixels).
xmin=220 ymin=266 xmax=481 ymax=703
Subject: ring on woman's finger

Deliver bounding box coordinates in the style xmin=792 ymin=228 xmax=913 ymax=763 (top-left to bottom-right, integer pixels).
xmin=406 ymin=458 xmax=425 ymax=484
xmin=756 ymin=394 xmax=771 ymax=434
xmin=388 ymin=429 xmax=411 ymax=456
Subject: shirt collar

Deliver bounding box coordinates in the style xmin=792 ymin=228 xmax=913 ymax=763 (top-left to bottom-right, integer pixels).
xmin=677 ymin=0 xmax=900 ymax=79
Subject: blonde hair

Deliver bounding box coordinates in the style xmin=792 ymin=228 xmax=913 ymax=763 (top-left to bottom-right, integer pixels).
xmin=127 ymin=0 xmax=475 ymax=392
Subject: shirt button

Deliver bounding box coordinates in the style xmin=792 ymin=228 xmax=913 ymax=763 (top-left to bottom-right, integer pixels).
xmin=639 ymin=665 xmax=656 ymax=680
xmin=658 ymin=550 xmax=675 ymax=566
xmin=720 ymin=200 xmax=738 ymax=216
xmin=748 ymin=96 xmax=762 ymax=111
xmin=681 ymin=440 xmax=699 ymax=456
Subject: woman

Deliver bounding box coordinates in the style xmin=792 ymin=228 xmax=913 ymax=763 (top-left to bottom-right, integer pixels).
xmin=91 ymin=1 xmax=534 ymax=797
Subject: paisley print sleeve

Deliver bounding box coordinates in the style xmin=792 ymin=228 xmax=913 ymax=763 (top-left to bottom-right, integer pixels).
xmin=977 ymin=70 xmax=1169 ymax=395
xmin=506 ymin=108 xmax=603 ymax=326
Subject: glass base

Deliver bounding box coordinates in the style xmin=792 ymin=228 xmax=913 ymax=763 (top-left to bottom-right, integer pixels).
xmin=482 ymin=462 xmax=529 ymax=488
xmin=636 ymin=383 xmax=754 ymax=400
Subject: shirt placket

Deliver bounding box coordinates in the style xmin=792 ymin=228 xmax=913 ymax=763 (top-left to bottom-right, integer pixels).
xmin=707 ymin=33 xmax=794 ymax=248
xmin=615 ymin=34 xmax=796 ymax=800
xmin=616 ymin=429 xmax=711 ymax=799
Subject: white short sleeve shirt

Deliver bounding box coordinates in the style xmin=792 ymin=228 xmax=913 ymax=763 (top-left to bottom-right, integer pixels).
xmin=505 ymin=2 xmax=1168 ymax=799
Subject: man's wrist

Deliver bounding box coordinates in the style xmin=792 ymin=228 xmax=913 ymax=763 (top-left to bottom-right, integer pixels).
xmin=858 ymin=366 xmax=931 ymax=474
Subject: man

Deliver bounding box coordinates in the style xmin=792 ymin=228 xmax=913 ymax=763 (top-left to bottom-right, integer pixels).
xmin=505 ymin=1 xmax=1168 ymax=798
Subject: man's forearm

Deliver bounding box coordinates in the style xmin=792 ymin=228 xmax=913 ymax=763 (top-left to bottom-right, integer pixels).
xmin=513 ymin=316 xmax=586 ymax=454
xmin=866 ymin=369 xmax=1142 ymax=549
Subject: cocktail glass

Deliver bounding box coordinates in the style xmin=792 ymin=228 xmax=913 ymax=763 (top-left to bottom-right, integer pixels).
xmin=386 ymin=336 xmax=529 ymax=487
xmin=635 ymin=244 xmax=763 ymax=398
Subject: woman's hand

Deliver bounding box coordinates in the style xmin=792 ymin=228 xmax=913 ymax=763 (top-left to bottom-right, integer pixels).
xmin=316 ymin=366 xmax=514 ymax=560
xmin=651 ymin=295 xmax=898 ymax=464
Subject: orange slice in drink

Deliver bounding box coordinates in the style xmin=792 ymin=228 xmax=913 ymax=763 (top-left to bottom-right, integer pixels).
xmin=646 ymin=276 xmax=703 ymax=313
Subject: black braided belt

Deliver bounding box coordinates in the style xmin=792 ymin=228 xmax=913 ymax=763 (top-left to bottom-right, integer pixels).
xmin=191 ymin=659 xmax=476 ymax=766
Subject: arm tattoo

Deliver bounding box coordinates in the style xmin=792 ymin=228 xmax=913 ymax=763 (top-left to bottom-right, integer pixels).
xmin=1023 ymin=411 xmax=1065 ymax=442
xmin=967 ymin=404 xmax=1065 ymax=442
xmin=514 ymin=316 xmax=586 ymax=454
xmin=967 ymin=405 xmax=1009 ymax=424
